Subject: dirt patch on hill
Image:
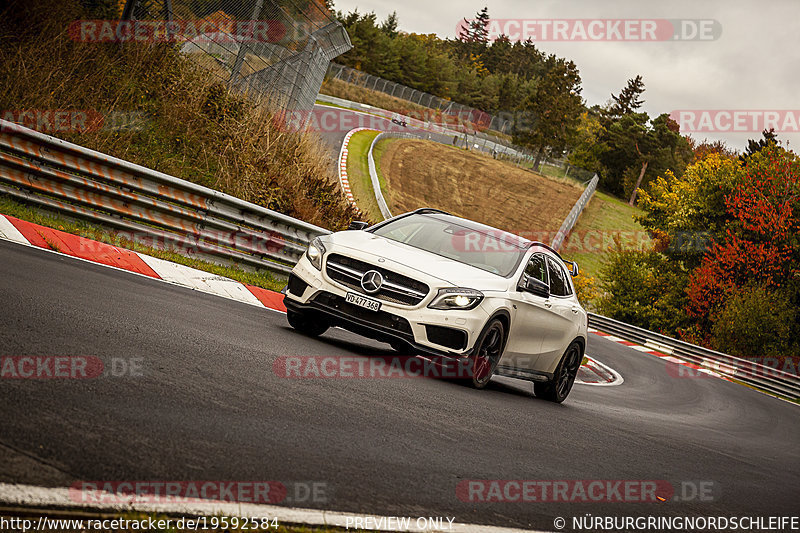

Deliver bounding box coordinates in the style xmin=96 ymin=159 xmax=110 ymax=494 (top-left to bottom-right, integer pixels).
xmin=379 ymin=139 xmax=583 ymax=235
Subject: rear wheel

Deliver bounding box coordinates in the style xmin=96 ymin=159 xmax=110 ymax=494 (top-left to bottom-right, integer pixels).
xmin=286 ymin=310 xmax=329 ymax=337
xmin=534 ymin=342 xmax=582 ymax=403
xmin=465 ymin=319 xmax=505 ymax=389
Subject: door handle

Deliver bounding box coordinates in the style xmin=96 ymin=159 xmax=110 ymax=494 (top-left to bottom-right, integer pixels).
xmin=544 ymin=301 xmax=552 ymax=308
xmin=571 ymin=308 xmax=579 ymax=314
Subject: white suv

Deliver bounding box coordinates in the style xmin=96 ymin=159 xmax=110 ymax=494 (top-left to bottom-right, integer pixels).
xmin=283 ymin=209 xmax=588 ymax=403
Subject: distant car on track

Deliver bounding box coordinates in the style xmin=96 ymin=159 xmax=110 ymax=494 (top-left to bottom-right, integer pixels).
xmin=283 ymin=209 xmax=588 ymax=403
xmin=390 ymin=115 xmax=408 ymax=127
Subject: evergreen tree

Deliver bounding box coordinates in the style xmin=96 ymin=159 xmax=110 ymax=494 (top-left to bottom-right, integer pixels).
xmin=380 ymin=11 xmax=398 ymax=38
xmin=607 ymin=75 xmax=645 ymax=119
xmin=740 ymin=129 xmax=778 ymax=162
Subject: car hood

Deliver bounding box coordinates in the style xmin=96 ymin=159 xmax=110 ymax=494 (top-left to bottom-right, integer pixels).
xmin=325 ymin=231 xmax=514 ymax=291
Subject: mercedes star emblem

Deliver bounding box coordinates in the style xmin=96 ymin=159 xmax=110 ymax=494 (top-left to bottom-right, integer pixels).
xmin=360 ymin=270 xmax=384 ymax=294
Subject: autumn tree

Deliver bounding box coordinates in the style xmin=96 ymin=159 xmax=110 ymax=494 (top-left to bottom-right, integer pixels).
xmin=686 ymin=143 xmax=800 ymax=351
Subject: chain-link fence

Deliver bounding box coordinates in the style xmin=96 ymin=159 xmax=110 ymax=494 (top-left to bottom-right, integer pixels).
xmin=326 ymin=62 xmax=512 ymax=134
xmin=122 ymin=0 xmax=351 ymax=118
xmin=537 ymin=156 xmax=598 ymax=185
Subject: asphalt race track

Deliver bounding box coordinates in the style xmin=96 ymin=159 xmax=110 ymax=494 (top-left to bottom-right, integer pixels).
xmin=312 ymin=103 xmax=461 ymax=156
xmin=1 ymin=240 xmax=799 ymax=530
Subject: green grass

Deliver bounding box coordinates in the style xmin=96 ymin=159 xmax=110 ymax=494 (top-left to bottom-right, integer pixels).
xmin=345 ymin=130 xmax=383 ymax=223
xmin=0 ymin=196 xmax=286 ymax=292
xmin=565 ymin=191 xmax=650 ymax=282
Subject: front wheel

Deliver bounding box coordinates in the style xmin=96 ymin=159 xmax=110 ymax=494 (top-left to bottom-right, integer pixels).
xmin=286 ymin=310 xmax=329 ymax=337
xmin=534 ymin=342 xmax=582 ymax=403
xmin=464 ymin=319 xmax=505 ymax=389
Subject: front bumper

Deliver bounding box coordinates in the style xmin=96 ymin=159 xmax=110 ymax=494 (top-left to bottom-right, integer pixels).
xmin=284 ymin=254 xmax=490 ymax=357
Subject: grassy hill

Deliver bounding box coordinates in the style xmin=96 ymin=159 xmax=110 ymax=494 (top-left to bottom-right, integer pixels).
xmin=368 ymin=137 xmax=649 ymax=307
xmin=0 ymin=0 xmax=355 ymax=231
xmin=375 ymin=138 xmax=583 ymax=235
xmin=568 ymin=192 xmax=650 ymax=281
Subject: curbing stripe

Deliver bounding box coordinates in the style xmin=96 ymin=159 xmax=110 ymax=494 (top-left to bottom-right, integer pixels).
xmin=576 ymin=355 xmax=624 ymax=386
xmin=590 ymin=329 xmax=732 ymax=383
xmin=336 ymin=127 xmax=381 ymax=216
xmin=0 ymin=214 xmax=29 ymax=244
xmin=0 ymin=213 xmax=289 ymax=315
xmin=5 ymin=215 xmax=160 ymax=279
xmin=136 ymin=253 xmax=264 ymax=308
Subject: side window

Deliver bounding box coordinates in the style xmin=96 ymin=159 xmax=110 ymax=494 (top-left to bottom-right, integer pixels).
xmin=547 ymin=257 xmax=573 ymax=297
xmin=524 ymin=254 xmax=548 ymax=285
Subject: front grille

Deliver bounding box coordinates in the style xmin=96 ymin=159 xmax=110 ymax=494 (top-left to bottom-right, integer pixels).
xmin=312 ymin=292 xmax=413 ymax=335
xmin=325 ymin=253 xmax=429 ymax=306
xmin=287 ymin=273 xmax=309 ymax=297
xmin=425 ymin=325 xmax=467 ymax=350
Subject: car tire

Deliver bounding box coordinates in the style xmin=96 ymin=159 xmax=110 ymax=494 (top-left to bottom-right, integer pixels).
xmin=464 ymin=318 xmax=505 ymax=389
xmin=534 ymin=342 xmax=582 ymax=403
xmin=286 ymin=310 xmax=329 ymax=337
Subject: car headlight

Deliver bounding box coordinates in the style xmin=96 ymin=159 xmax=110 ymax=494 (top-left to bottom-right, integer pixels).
xmin=306 ymin=237 xmax=326 ymax=270
xmin=428 ymin=288 xmax=484 ymax=310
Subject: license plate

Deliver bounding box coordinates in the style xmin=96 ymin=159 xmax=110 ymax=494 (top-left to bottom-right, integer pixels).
xmin=346 ymin=292 xmax=381 ymax=312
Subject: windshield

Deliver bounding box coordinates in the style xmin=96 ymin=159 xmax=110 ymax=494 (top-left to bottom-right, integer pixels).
xmin=371 ymin=213 xmax=528 ymax=277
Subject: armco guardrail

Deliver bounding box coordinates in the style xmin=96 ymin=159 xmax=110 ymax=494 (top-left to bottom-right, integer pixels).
xmin=589 ymin=313 xmax=800 ymax=399
xmin=367 ymin=132 xmax=421 ymax=220
xmin=552 ymin=174 xmax=598 ymax=251
xmin=0 ymin=120 xmax=330 ymax=275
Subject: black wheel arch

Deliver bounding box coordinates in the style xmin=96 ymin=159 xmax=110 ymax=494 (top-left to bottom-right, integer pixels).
xmin=485 ymin=309 xmax=512 ymax=353
xmin=570 ymin=336 xmax=586 ymax=356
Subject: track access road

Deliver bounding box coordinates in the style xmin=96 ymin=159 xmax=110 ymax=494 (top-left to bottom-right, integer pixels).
xmin=0 ymin=240 xmax=798 ymax=530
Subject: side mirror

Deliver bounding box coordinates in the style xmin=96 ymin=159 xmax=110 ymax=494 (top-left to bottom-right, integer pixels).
xmin=522 ymin=276 xmax=550 ymax=299
xmin=570 ymin=261 xmax=579 ymax=277
xmin=347 ymin=221 xmax=369 ymax=231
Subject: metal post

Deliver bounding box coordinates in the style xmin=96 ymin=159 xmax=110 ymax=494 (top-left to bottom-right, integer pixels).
xmin=120 ymin=0 xmax=138 ymax=20
xmin=229 ymin=0 xmax=265 ymax=88
xmin=163 ymin=0 xmax=174 ymax=41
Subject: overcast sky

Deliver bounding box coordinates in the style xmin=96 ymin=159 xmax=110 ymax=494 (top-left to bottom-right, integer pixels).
xmin=331 ymin=0 xmax=800 ymax=152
